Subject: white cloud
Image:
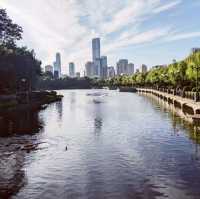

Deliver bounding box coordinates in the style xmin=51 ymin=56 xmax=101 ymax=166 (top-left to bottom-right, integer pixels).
xmin=0 ymin=0 xmax=184 ymax=74
xmin=166 ymin=31 xmax=200 ymax=41
xmin=103 ymin=27 xmax=170 ymax=54
xmin=153 ymin=0 xmax=182 ymax=13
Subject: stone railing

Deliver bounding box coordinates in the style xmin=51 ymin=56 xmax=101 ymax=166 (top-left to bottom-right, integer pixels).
xmin=137 ymin=87 xmax=200 ymax=102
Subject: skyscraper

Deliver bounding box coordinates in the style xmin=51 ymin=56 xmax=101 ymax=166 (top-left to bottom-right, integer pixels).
xmin=128 ymin=63 xmax=134 ymax=75
xmin=92 ymin=38 xmax=100 ymax=61
xmin=140 ymin=64 xmax=148 ymax=73
xmin=56 ymin=52 xmax=61 ymax=77
xmin=92 ymin=38 xmax=101 ymax=77
xmin=116 ymin=59 xmax=128 ymax=75
xmin=100 ymin=56 xmax=108 ymax=79
xmin=53 ymin=52 xmax=61 ymax=78
xmin=76 ymin=72 xmax=80 ymax=78
xmin=85 ymin=61 xmax=94 ymax=78
xmin=69 ymin=62 xmax=75 ymax=77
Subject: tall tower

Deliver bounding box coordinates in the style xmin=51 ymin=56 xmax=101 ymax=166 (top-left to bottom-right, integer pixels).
xmin=92 ymin=38 xmax=100 ymax=61
xmin=128 ymin=63 xmax=134 ymax=75
xmin=92 ymin=38 xmax=101 ymax=77
xmin=56 ymin=52 xmax=61 ymax=77
xmin=100 ymin=56 xmax=107 ymax=79
xmin=69 ymin=62 xmax=75 ymax=77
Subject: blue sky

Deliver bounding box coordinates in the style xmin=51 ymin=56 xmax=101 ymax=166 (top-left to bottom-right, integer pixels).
xmin=0 ymin=0 xmax=200 ymax=75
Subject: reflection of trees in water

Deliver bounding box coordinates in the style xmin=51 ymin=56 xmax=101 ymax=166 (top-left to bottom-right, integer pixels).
xmin=143 ymin=93 xmax=200 ymax=160
xmin=0 ymin=152 xmax=27 ymax=198
xmin=0 ymin=109 xmax=44 ymax=197
xmin=143 ymin=93 xmax=200 ymax=143
xmin=0 ymin=109 xmax=43 ymax=137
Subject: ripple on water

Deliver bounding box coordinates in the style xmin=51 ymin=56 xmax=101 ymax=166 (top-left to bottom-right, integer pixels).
xmin=1 ymin=90 xmax=200 ymax=199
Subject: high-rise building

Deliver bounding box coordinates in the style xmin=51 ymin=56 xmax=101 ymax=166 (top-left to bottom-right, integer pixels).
xmin=100 ymin=56 xmax=107 ymax=79
xmin=128 ymin=63 xmax=134 ymax=75
xmin=45 ymin=65 xmax=53 ymax=74
xmin=92 ymin=38 xmax=100 ymax=61
xmin=56 ymin=52 xmax=61 ymax=77
xmin=76 ymin=72 xmax=80 ymax=78
xmin=54 ymin=71 xmax=59 ymax=79
xmin=69 ymin=62 xmax=75 ymax=77
xmin=53 ymin=61 xmax=58 ymax=78
xmin=92 ymin=38 xmax=101 ymax=77
xmin=53 ymin=53 xmax=61 ymax=78
xmin=94 ymin=59 xmax=101 ymax=77
xmin=107 ymin=66 xmax=115 ymax=78
xmin=116 ymin=59 xmax=128 ymax=75
xmin=140 ymin=64 xmax=148 ymax=73
xmin=85 ymin=61 xmax=94 ymax=78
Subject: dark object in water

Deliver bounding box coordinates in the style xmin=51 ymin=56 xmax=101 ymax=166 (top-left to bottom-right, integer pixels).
xmin=93 ymin=99 xmax=102 ymax=104
xmin=119 ymin=87 xmax=137 ymax=93
xmin=65 ymin=146 xmax=68 ymax=150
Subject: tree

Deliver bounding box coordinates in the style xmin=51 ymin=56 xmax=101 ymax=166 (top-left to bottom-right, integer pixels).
xmin=0 ymin=9 xmax=23 ymax=47
xmin=186 ymin=51 xmax=200 ymax=89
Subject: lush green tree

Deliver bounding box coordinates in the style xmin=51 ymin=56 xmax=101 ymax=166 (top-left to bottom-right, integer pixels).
xmin=186 ymin=52 xmax=200 ymax=88
xmin=0 ymin=9 xmax=23 ymax=47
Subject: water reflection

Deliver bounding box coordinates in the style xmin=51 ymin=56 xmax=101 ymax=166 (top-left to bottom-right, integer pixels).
xmin=94 ymin=117 xmax=102 ymax=135
xmin=141 ymin=92 xmax=200 ymax=143
xmin=0 ymin=110 xmax=43 ymax=137
xmin=140 ymin=93 xmax=200 ymax=168
xmin=55 ymin=100 xmax=63 ymax=121
xmin=93 ymin=102 xmax=103 ymax=135
xmin=0 ymin=152 xmax=26 ymax=198
xmin=1 ymin=90 xmax=200 ymax=199
xmin=0 ymin=109 xmax=44 ymax=198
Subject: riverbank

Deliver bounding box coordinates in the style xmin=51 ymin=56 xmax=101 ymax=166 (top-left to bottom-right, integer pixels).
xmin=0 ymin=90 xmax=63 ymax=114
xmin=137 ymin=88 xmax=200 ymax=125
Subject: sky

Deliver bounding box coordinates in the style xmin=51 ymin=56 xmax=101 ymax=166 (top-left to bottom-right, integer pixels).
xmin=0 ymin=0 xmax=200 ymax=75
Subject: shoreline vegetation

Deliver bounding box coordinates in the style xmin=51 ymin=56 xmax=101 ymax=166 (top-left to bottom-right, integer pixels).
xmin=0 ymin=91 xmax=63 ymax=113
xmin=0 ymin=9 xmax=63 ymax=113
xmin=104 ymin=50 xmax=200 ymax=94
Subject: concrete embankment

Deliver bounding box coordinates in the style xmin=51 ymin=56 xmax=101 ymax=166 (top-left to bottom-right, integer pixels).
xmin=137 ymin=88 xmax=200 ymax=125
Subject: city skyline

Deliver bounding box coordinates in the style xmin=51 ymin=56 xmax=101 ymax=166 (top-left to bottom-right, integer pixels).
xmin=1 ymin=0 xmax=200 ymax=75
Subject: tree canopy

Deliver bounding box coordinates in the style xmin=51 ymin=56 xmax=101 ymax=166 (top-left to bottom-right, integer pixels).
xmin=0 ymin=9 xmax=23 ymax=47
xmin=105 ymin=51 xmax=200 ymax=90
xmin=0 ymin=9 xmax=41 ymax=94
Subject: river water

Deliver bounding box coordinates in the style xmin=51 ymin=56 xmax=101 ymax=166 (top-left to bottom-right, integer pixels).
xmin=0 ymin=90 xmax=200 ymax=199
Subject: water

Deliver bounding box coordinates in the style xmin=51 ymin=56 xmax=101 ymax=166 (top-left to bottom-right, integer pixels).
xmin=0 ymin=90 xmax=200 ymax=199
